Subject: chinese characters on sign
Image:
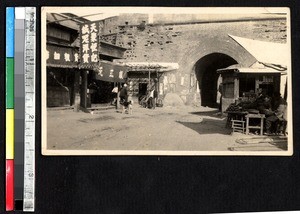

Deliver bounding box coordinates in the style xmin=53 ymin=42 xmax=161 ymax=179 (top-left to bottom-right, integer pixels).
xmin=80 ymin=22 xmax=101 ymax=67
xmin=94 ymin=62 xmax=128 ymax=83
xmin=46 ymin=44 xmax=79 ymax=67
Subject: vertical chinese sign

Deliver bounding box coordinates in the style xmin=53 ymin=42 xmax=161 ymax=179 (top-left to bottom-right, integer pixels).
xmin=79 ymin=22 xmax=100 ymax=68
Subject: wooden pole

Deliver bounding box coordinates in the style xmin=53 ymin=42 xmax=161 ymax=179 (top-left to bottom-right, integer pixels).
xmin=80 ymin=70 xmax=88 ymax=109
xmin=148 ymin=70 xmax=151 ymax=86
xmin=116 ymin=89 xmax=120 ymax=110
xmin=73 ymin=70 xmax=80 ymax=112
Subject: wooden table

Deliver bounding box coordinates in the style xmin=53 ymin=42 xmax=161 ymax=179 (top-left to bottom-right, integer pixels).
xmin=245 ymin=113 xmax=265 ymax=135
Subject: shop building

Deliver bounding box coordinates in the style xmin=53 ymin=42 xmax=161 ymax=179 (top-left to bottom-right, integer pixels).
xmin=46 ymin=13 xmax=81 ymax=107
xmin=46 ymin=13 xmax=128 ymax=108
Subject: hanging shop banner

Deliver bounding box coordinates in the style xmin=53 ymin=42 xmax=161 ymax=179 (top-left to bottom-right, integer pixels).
xmin=79 ymin=21 xmax=102 ymax=68
xmin=94 ymin=61 xmax=128 ymax=83
xmin=46 ymin=44 xmax=79 ymax=68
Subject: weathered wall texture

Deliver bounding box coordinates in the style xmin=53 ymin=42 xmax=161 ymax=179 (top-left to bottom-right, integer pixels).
xmin=104 ymin=15 xmax=287 ymax=105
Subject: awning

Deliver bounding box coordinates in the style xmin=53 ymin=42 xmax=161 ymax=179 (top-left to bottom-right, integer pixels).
xmin=93 ymin=60 xmax=128 ymax=82
xmin=117 ymin=62 xmax=179 ymax=72
xmin=217 ymin=61 xmax=287 ymax=75
xmin=228 ymin=34 xmax=289 ymax=69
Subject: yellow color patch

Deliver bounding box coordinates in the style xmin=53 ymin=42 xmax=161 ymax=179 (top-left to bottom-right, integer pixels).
xmin=6 ymin=109 xmax=14 ymax=159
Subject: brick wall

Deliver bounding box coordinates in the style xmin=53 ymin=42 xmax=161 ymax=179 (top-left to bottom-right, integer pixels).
xmin=114 ymin=18 xmax=286 ymax=62
xmin=103 ymin=15 xmax=287 ymax=105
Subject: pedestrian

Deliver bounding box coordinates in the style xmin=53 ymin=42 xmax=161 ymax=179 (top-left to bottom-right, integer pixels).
xmin=153 ymin=89 xmax=158 ymax=109
xmin=148 ymin=88 xmax=155 ymax=109
xmin=111 ymin=85 xmax=118 ymax=106
xmin=119 ymin=83 xmax=128 ymax=105
xmin=218 ymin=83 xmax=223 ymax=111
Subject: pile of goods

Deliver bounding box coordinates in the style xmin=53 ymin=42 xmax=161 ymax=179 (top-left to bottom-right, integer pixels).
xmin=226 ymin=103 xmax=241 ymax=112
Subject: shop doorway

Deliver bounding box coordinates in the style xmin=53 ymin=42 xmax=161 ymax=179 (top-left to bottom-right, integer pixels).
xmin=88 ymin=79 xmax=115 ymax=104
xmin=139 ymin=83 xmax=148 ymax=96
xmin=194 ymin=53 xmax=238 ymax=108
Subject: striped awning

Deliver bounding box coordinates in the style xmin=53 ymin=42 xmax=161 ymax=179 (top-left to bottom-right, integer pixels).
xmin=118 ymin=62 xmax=179 ymax=72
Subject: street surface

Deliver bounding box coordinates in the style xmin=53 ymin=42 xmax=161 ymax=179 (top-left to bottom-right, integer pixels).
xmin=47 ymin=105 xmax=287 ymax=152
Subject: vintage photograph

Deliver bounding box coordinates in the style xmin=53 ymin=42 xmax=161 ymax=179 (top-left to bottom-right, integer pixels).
xmin=41 ymin=7 xmax=292 ymax=155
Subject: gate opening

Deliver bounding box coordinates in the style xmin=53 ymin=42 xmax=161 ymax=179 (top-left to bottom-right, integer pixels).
xmin=194 ymin=53 xmax=238 ymax=108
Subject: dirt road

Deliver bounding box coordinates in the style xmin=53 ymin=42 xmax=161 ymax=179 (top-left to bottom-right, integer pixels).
xmin=46 ymin=105 xmax=287 ymax=153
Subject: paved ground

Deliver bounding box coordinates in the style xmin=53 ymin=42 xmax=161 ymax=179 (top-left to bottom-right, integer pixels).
xmin=46 ymin=104 xmax=288 ymax=153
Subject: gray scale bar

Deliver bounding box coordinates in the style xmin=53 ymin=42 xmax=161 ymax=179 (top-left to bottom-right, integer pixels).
xmin=14 ymin=18 xmax=25 ymax=201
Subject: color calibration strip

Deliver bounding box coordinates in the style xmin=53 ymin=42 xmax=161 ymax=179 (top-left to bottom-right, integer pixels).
xmin=23 ymin=7 xmax=36 ymax=212
xmin=6 ymin=7 xmax=15 ymax=211
xmin=6 ymin=7 xmax=36 ymax=212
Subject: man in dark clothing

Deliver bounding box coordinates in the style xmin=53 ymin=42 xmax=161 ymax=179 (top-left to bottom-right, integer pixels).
xmin=272 ymin=92 xmax=285 ymax=111
xmin=254 ymin=95 xmax=273 ymax=118
xmin=265 ymin=94 xmax=287 ymax=135
xmin=119 ymin=84 xmax=128 ymax=104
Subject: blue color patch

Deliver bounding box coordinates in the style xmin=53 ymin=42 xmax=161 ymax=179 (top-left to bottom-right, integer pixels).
xmin=6 ymin=7 xmax=15 ymax=58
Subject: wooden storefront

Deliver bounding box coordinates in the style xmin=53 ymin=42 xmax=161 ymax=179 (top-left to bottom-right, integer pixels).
xmin=217 ymin=63 xmax=284 ymax=112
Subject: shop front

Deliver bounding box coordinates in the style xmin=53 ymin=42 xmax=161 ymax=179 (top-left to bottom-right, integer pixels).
xmin=78 ymin=21 xmax=128 ymax=108
xmin=46 ymin=44 xmax=80 ymax=107
xmin=120 ymin=62 xmax=179 ymax=104
xmin=86 ymin=61 xmax=128 ymax=107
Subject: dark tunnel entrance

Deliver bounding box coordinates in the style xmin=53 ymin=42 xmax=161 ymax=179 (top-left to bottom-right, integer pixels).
xmin=195 ymin=53 xmax=238 ymax=108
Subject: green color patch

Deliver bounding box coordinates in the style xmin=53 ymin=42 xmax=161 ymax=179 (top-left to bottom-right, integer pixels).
xmin=6 ymin=58 xmax=14 ymax=108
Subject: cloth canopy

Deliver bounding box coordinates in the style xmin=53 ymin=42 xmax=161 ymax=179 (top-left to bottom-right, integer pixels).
xmin=228 ymin=34 xmax=290 ymax=69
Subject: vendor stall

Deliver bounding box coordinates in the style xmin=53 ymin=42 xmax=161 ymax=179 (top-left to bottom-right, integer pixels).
xmin=217 ymin=62 xmax=286 ymax=112
xmin=115 ymin=62 xmax=179 ymax=105
xmin=217 ymin=62 xmax=287 ymax=135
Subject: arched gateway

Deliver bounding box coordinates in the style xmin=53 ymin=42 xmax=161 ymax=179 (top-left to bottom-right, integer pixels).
xmin=179 ymin=37 xmax=257 ymax=107
xmin=195 ymin=53 xmax=237 ymax=107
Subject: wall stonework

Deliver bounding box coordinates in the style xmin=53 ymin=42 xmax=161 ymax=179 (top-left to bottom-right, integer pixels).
xmin=106 ymin=17 xmax=287 ymax=105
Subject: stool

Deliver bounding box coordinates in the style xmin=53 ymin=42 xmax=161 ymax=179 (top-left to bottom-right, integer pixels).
xmin=225 ymin=111 xmax=247 ymax=128
xmin=245 ymin=113 xmax=265 ymax=135
xmin=231 ymin=119 xmax=245 ymax=134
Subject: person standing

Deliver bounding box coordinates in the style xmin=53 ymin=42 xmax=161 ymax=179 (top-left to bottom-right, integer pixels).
xmin=111 ymin=85 xmax=118 ymax=105
xmin=153 ymin=89 xmax=158 ymax=109
xmin=119 ymin=83 xmax=128 ymax=104
xmin=218 ymin=83 xmax=223 ymax=112
xmin=149 ymin=88 xmax=155 ymax=109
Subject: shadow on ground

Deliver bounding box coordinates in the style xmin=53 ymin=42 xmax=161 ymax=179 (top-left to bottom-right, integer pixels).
xmin=176 ymin=118 xmax=231 ymax=135
xmin=268 ymin=136 xmax=288 ymax=150
xmin=189 ymin=109 xmax=223 ymax=119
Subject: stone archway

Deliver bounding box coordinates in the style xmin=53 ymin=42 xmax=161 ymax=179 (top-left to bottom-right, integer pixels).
xmin=195 ymin=53 xmax=237 ymax=107
xmin=178 ymin=37 xmax=257 ymax=106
